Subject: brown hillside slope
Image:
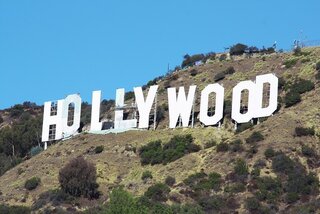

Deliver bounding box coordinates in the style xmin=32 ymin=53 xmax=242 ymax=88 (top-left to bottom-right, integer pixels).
xmin=0 ymin=47 xmax=319 ymax=213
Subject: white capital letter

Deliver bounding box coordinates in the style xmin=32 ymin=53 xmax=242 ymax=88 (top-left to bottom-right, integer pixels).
xmin=42 ymin=100 xmax=64 ymax=142
xmin=134 ymin=85 xmax=158 ymax=128
xmin=90 ymin=90 xmax=103 ymax=131
xmin=200 ymin=84 xmax=224 ymax=126
xmin=114 ymin=88 xmax=137 ymax=129
xmin=168 ymin=85 xmax=196 ymax=128
xmin=231 ymin=81 xmax=256 ymax=123
xmin=255 ymin=74 xmax=278 ymax=117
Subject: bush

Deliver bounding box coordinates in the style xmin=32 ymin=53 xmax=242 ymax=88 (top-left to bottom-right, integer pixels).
xmin=216 ymin=142 xmax=229 ymax=152
xmin=219 ymin=54 xmax=227 ymax=61
xmin=107 ymin=187 xmax=148 ymax=214
xmin=30 ymin=146 xmax=43 ymax=156
xmin=272 ymin=153 xmax=296 ymax=174
xmin=230 ymin=43 xmax=248 ymax=56
xmin=0 ymin=116 xmax=3 ymax=124
xmin=301 ymin=145 xmax=316 ymax=157
xmin=139 ymin=135 xmax=200 ymax=165
xmin=162 ymin=134 xmax=200 ymax=164
xmin=141 ymin=170 xmax=153 ymax=181
xmin=197 ymin=195 xmax=226 ymax=212
xmin=184 ymin=172 xmax=222 ymax=192
xmin=245 ymin=197 xmax=261 ymax=211
xmin=283 ymin=58 xmax=298 ymax=68
xmin=0 ymin=205 xmax=31 ymax=214
xmin=284 ymin=91 xmax=301 ymax=107
xmin=94 ymin=145 xmax=104 ymax=154
xmin=295 ymin=127 xmax=315 ymax=137
xmin=229 ymin=139 xmax=244 ymax=152
xmin=255 ymin=176 xmax=282 ymax=202
xmin=286 ymin=192 xmax=299 ymax=203
xmin=139 ymin=140 xmax=163 ymax=165
xmin=190 ymin=69 xmax=198 ymax=76
xmin=181 ymin=54 xmax=205 ymax=68
xmin=224 ymin=66 xmax=235 ymax=75
xmin=234 ymin=159 xmax=248 ymax=176
xmin=214 ymin=72 xmax=225 ymax=82
xmin=144 ymin=183 xmax=170 ymax=202
xmin=25 ymin=177 xmax=41 ymax=190
xmin=264 ymin=147 xmax=276 ymax=159
xmin=59 ymin=156 xmax=99 ymax=199
xmin=165 ymin=176 xmax=175 ymax=187
xmin=224 ymin=183 xmax=246 ymax=193
xmin=124 ymin=91 xmax=135 ymax=100
xmin=292 ymin=79 xmax=315 ymax=94
xmin=246 ymin=131 xmax=264 ymax=144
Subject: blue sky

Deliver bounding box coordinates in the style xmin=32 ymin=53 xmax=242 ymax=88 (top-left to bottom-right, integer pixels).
xmin=0 ymin=0 xmax=319 ymax=109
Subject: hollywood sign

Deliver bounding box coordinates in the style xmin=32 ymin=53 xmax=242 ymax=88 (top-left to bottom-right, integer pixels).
xmin=41 ymin=73 xmax=278 ymax=142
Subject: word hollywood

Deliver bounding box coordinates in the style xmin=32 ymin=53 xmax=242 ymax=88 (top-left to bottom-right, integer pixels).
xmin=41 ymin=73 xmax=278 ymax=143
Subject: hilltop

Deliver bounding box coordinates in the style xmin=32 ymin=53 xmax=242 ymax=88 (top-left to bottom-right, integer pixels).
xmin=0 ymin=46 xmax=319 ymax=213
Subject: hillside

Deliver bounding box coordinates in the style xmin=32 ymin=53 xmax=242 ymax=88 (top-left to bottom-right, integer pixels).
xmin=0 ymin=47 xmax=319 ymax=213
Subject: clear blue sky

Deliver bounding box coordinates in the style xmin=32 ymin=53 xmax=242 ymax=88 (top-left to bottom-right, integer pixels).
xmin=0 ymin=0 xmax=319 ymax=109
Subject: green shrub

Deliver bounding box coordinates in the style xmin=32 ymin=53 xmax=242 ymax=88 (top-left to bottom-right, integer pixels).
xmin=141 ymin=170 xmax=153 ymax=181
xmin=94 ymin=145 xmax=104 ymax=154
xmin=292 ymin=79 xmax=315 ymax=94
xmin=301 ymin=145 xmax=316 ymax=157
xmin=59 ymin=156 xmax=99 ymax=199
xmin=224 ymin=183 xmax=246 ymax=193
xmin=124 ymin=91 xmax=135 ymax=100
xmin=283 ymin=58 xmax=298 ymax=68
xmin=165 ymin=176 xmax=175 ymax=187
xmin=245 ymin=197 xmax=261 ymax=211
xmin=184 ymin=172 xmax=222 ymax=192
xmin=246 ymin=131 xmax=264 ymax=144
xmin=214 ymin=72 xmax=226 ymax=82
xmin=229 ymin=139 xmax=243 ymax=152
xmin=0 ymin=205 xmax=31 ymax=214
xmin=219 ymin=54 xmax=227 ymax=61
xmin=25 ymin=177 xmax=41 ymax=190
xmin=30 ymin=146 xmax=43 ymax=156
xmin=264 ymin=147 xmax=275 ymax=158
xmin=216 ymin=142 xmax=229 ymax=152
xmin=284 ymin=91 xmax=301 ymax=107
xmin=286 ymin=192 xmax=299 ymax=203
xmin=255 ymin=176 xmax=282 ymax=202
xmin=139 ymin=140 xmax=163 ymax=165
xmin=181 ymin=54 xmax=205 ymax=68
xmin=197 ymin=195 xmax=226 ymax=212
xmin=139 ymin=135 xmax=200 ymax=165
xmin=190 ymin=69 xmax=198 ymax=76
xmin=295 ymin=127 xmax=315 ymax=137
xmin=162 ymin=134 xmax=200 ymax=164
xmin=224 ymin=66 xmax=235 ymax=74
xmin=234 ymin=159 xmax=248 ymax=176
xmin=107 ymin=187 xmax=148 ymax=214
xmin=144 ymin=183 xmax=170 ymax=202
xmin=230 ymin=43 xmax=248 ymax=55
xmin=271 ymin=153 xmax=295 ymax=174
xmin=251 ymin=168 xmax=261 ymax=178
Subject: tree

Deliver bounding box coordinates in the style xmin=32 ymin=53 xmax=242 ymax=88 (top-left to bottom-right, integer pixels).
xmin=59 ymin=156 xmax=100 ymax=199
xmin=229 ymin=43 xmax=248 ymax=56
